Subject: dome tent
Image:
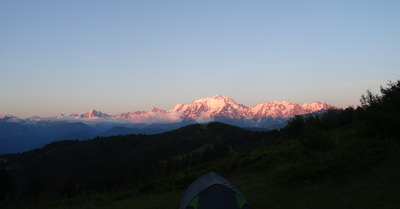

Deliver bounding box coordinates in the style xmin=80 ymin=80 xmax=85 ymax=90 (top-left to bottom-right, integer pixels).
xmin=179 ymin=172 xmax=250 ymax=209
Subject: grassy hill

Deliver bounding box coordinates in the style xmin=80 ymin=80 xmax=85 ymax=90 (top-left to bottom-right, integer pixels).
xmin=1 ymin=80 xmax=400 ymax=209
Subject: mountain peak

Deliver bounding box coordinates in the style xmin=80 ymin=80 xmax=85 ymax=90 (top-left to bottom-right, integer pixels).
xmin=82 ymin=109 xmax=110 ymax=118
xmin=151 ymin=107 xmax=166 ymax=113
xmin=0 ymin=114 xmax=11 ymax=119
xmin=0 ymin=114 xmax=18 ymax=121
xmin=194 ymin=94 xmax=226 ymax=102
xmin=212 ymin=94 xmax=224 ymax=99
xmin=89 ymin=108 xmax=97 ymax=114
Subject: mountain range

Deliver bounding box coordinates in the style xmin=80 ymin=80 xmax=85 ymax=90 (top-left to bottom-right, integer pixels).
xmin=0 ymin=95 xmax=335 ymax=154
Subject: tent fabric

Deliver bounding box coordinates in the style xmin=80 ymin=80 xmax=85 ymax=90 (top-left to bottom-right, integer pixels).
xmin=179 ymin=172 xmax=249 ymax=209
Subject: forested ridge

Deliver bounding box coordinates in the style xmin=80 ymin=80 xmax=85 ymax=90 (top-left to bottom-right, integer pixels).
xmin=1 ymin=121 xmax=263 ymax=198
xmin=1 ymin=80 xmax=400 ymax=209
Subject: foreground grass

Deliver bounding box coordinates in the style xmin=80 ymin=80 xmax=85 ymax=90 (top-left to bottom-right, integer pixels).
xmin=109 ymin=148 xmax=400 ymax=209
xmin=45 ymin=152 xmax=400 ymax=209
xmin=240 ymin=160 xmax=400 ymax=209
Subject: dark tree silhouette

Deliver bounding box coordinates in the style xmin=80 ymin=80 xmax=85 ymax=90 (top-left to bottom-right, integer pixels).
xmin=0 ymin=169 xmax=15 ymax=201
xmin=21 ymin=174 xmax=42 ymax=199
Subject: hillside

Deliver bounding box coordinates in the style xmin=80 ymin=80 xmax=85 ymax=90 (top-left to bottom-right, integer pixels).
xmin=1 ymin=122 xmax=257 ymax=194
xmin=0 ymin=80 xmax=400 ymax=209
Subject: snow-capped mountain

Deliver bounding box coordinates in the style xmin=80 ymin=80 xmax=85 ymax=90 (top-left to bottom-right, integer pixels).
xmin=0 ymin=95 xmax=336 ymax=154
xmin=169 ymin=94 xmax=248 ymax=119
xmin=250 ymin=101 xmax=331 ymax=119
xmin=79 ymin=109 xmax=111 ymax=119
xmin=2 ymin=95 xmax=335 ymax=124
xmin=116 ymin=94 xmax=334 ymax=121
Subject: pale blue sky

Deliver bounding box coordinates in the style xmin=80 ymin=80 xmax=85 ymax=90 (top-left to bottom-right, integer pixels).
xmin=1 ymin=0 xmax=399 ymax=118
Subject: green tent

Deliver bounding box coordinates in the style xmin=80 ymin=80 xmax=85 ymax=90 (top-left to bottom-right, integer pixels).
xmin=179 ymin=172 xmax=250 ymax=209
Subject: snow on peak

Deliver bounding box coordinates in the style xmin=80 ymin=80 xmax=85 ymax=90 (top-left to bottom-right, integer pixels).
xmin=165 ymin=95 xmax=335 ymax=119
xmin=3 ymin=96 xmax=337 ymax=124
xmin=171 ymin=103 xmax=185 ymax=112
xmin=301 ymin=101 xmax=333 ymax=112
xmin=194 ymin=94 xmax=225 ymax=103
xmin=81 ymin=109 xmax=111 ymax=119
xmin=151 ymin=107 xmax=166 ymax=113
xmin=212 ymin=94 xmax=224 ymax=99
xmin=171 ymin=94 xmax=247 ymax=119
xmin=0 ymin=114 xmax=12 ymax=119
xmin=249 ymin=100 xmax=336 ymax=118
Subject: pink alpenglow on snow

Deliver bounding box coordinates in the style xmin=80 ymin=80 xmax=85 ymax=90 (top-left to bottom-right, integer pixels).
xmin=4 ymin=95 xmax=336 ymax=124
xmin=114 ymin=95 xmax=336 ymax=123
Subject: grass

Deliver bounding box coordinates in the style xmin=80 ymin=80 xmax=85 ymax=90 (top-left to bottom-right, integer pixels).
xmin=107 ymin=190 xmax=182 ymax=209
xmin=236 ymin=160 xmax=400 ymax=209
xmin=41 ymin=151 xmax=399 ymax=209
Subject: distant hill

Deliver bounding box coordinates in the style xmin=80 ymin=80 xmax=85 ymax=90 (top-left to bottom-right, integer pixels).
xmin=99 ymin=126 xmax=165 ymax=137
xmin=0 ymin=121 xmax=98 ymax=154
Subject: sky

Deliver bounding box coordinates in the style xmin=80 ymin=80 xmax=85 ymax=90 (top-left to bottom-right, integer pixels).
xmin=1 ymin=0 xmax=399 ymax=118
